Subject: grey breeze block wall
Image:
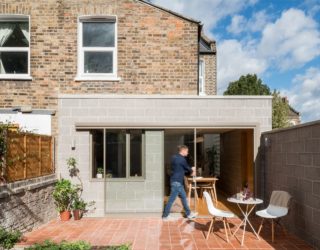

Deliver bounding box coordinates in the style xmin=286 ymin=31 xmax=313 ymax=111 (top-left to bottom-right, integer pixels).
xmin=259 ymin=120 xmax=320 ymax=249
xmin=0 ymin=175 xmax=57 ymax=233
xmin=58 ymin=95 xmax=272 ymax=216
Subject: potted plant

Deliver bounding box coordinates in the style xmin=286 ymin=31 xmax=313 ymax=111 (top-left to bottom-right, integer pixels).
xmin=96 ymin=168 xmax=104 ymax=179
xmin=72 ymin=196 xmax=86 ymax=220
xmin=53 ymin=179 xmax=76 ymax=221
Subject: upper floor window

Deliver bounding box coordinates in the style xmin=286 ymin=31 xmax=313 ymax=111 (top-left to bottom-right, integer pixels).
xmin=76 ymin=16 xmax=118 ymax=81
xmin=0 ymin=15 xmax=31 ymax=79
xmin=199 ymin=59 xmax=205 ymax=95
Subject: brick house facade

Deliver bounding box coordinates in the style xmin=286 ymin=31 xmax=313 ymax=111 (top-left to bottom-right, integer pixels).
xmin=0 ymin=0 xmax=272 ymax=216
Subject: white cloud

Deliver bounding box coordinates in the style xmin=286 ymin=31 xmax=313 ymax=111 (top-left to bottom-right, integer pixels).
xmin=217 ymin=39 xmax=267 ymax=93
xmin=258 ymin=8 xmax=320 ymax=70
xmin=227 ymin=15 xmax=246 ymax=34
xmin=227 ymin=10 xmax=270 ymax=35
xmin=151 ymin=0 xmax=258 ymax=37
xmin=282 ymin=67 xmax=320 ymax=122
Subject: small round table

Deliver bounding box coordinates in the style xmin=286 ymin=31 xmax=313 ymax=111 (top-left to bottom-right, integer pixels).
xmin=227 ymin=197 xmax=263 ymax=246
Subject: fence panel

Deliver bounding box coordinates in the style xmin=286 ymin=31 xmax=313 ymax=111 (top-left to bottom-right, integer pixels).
xmin=6 ymin=132 xmax=25 ymax=181
xmin=6 ymin=131 xmax=53 ymax=182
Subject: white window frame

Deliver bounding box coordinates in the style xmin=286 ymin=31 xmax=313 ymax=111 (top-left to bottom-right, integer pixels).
xmin=199 ymin=59 xmax=205 ymax=95
xmin=0 ymin=14 xmax=32 ymax=80
xmin=76 ymin=15 xmax=120 ymax=81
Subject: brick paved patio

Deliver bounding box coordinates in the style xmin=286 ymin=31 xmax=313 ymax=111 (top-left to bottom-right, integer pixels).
xmin=17 ymin=217 xmax=314 ymax=250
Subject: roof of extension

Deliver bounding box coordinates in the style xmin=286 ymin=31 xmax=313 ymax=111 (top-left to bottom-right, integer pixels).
xmin=138 ymin=0 xmax=201 ymax=24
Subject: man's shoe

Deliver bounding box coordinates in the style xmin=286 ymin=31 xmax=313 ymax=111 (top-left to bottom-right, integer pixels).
xmin=162 ymin=215 xmax=174 ymax=221
xmin=187 ymin=212 xmax=198 ymax=220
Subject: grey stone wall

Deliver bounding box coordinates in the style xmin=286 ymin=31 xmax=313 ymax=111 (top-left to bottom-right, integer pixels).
xmin=58 ymin=95 xmax=272 ymax=216
xmin=259 ymin=120 xmax=320 ymax=249
xmin=0 ymin=175 xmax=57 ymax=233
xmin=105 ymin=131 xmax=164 ymax=213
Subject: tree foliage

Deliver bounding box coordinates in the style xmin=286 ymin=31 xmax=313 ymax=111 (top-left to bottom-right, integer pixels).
xmin=224 ymin=74 xmax=291 ymax=129
xmin=224 ymin=74 xmax=271 ymax=95
xmin=272 ymin=90 xmax=290 ymax=129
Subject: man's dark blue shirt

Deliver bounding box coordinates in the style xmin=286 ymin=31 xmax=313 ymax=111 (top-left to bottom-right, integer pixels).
xmin=170 ymin=153 xmax=192 ymax=185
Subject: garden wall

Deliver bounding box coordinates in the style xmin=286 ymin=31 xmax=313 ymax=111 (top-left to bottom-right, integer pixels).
xmin=258 ymin=120 xmax=320 ymax=249
xmin=0 ymin=174 xmax=57 ymax=233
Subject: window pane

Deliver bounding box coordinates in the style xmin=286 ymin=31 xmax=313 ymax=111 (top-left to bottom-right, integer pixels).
xmin=130 ymin=130 xmax=144 ymax=177
xmin=0 ymin=22 xmax=29 ymax=47
xmin=84 ymin=51 xmax=113 ymax=73
xmin=91 ymin=130 xmax=104 ymax=178
xmin=83 ymin=22 xmax=115 ymax=47
xmin=106 ymin=130 xmax=126 ymax=178
xmin=0 ymin=52 xmax=28 ymax=74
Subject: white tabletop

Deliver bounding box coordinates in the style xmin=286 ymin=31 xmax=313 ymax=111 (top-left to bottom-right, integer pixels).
xmin=227 ymin=197 xmax=263 ymax=205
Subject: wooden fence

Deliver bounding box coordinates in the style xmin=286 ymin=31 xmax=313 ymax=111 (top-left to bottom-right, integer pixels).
xmin=5 ymin=131 xmax=54 ymax=182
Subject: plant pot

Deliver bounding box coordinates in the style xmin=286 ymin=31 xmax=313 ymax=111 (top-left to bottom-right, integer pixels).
xmin=96 ymin=173 xmax=103 ymax=179
xmin=73 ymin=209 xmax=82 ymax=220
xmin=60 ymin=210 xmax=71 ymax=221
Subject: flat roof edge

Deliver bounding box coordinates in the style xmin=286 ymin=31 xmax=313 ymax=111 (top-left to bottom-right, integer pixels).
xmin=75 ymin=122 xmax=259 ymax=129
xmin=58 ymin=94 xmax=273 ymax=100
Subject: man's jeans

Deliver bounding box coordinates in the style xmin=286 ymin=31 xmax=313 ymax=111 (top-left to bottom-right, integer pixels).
xmin=163 ymin=181 xmax=191 ymax=217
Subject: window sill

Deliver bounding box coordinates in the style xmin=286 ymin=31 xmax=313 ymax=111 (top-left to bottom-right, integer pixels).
xmin=75 ymin=76 xmax=121 ymax=82
xmin=0 ymin=75 xmax=32 ymax=80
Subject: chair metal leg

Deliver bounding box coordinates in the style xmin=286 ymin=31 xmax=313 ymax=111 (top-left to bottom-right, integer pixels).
xmin=257 ymin=218 xmax=264 ymax=235
xmin=223 ymin=218 xmax=229 ymax=243
xmin=206 ymin=218 xmax=214 ymax=240
xmin=271 ymin=219 xmax=274 ymax=242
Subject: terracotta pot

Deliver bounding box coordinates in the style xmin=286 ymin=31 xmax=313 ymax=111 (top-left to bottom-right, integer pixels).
xmin=60 ymin=210 xmax=71 ymax=221
xmin=73 ymin=209 xmax=82 ymax=220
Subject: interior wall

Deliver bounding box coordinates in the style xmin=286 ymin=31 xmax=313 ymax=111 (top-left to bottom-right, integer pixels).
xmin=220 ymin=129 xmax=254 ymax=195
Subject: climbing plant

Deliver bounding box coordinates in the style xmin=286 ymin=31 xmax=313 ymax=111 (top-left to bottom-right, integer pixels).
xmin=0 ymin=123 xmax=9 ymax=183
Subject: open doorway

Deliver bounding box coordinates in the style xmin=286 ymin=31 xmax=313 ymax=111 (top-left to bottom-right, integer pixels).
xmin=163 ymin=128 xmax=254 ymax=216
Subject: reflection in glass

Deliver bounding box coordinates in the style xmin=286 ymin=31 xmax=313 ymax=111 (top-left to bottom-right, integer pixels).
xmin=130 ymin=130 xmax=144 ymax=177
xmin=0 ymin=52 xmax=28 ymax=74
xmin=0 ymin=22 xmax=29 ymax=47
xmin=106 ymin=130 xmax=126 ymax=178
xmin=83 ymin=22 xmax=115 ymax=47
xmin=84 ymin=51 xmax=113 ymax=73
xmin=91 ymin=130 xmax=104 ymax=178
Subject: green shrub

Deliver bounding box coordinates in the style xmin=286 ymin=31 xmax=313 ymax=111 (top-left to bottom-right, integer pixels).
xmin=103 ymin=244 xmax=131 ymax=250
xmin=25 ymin=240 xmax=131 ymax=250
xmin=25 ymin=240 xmax=91 ymax=250
xmin=53 ymin=179 xmax=77 ymax=212
xmin=0 ymin=227 xmax=22 ymax=250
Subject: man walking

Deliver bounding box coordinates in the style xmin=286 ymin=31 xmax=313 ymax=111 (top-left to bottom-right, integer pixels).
xmin=162 ymin=145 xmax=197 ymax=220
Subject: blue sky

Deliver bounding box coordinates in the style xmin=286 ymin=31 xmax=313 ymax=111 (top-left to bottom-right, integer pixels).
xmin=151 ymin=0 xmax=320 ymax=122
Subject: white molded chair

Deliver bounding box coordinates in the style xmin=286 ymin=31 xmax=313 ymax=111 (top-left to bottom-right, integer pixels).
xmin=256 ymin=191 xmax=291 ymax=242
xmin=203 ymin=191 xmax=235 ymax=242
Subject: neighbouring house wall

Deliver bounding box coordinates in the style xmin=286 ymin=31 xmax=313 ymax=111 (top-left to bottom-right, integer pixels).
xmin=0 ymin=175 xmax=57 ymax=232
xmin=58 ymin=95 xmax=272 ymax=216
xmin=200 ymin=54 xmax=217 ymax=95
xmin=259 ymin=121 xmax=320 ymax=249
